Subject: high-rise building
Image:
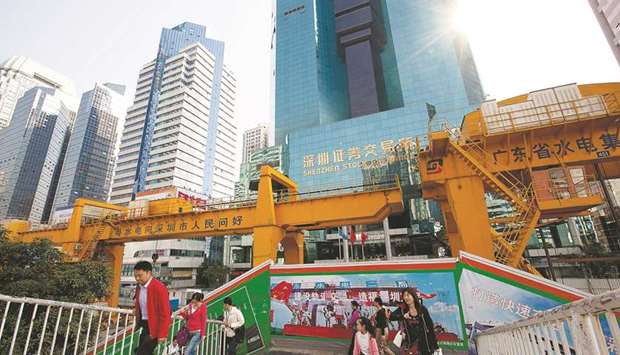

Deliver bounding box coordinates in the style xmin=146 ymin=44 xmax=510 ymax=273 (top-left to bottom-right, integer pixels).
xmin=273 ymin=0 xmax=484 ymax=260
xmin=242 ymin=124 xmax=268 ymax=163
xmin=0 ymin=56 xmax=77 ymax=129
xmin=0 ymin=87 xmax=76 ymax=223
xmin=274 ymin=0 xmax=484 ymax=188
xmin=50 ymin=83 xmax=127 ymax=214
xmin=110 ymin=22 xmax=237 ymax=205
xmin=234 ymin=145 xmax=283 ymax=200
xmin=589 ymin=0 xmax=620 ymax=65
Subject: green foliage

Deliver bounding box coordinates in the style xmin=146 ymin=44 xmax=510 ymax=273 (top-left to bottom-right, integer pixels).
xmin=196 ymin=258 xmax=229 ymax=289
xmin=0 ymin=238 xmax=113 ymax=353
xmin=0 ymin=237 xmax=111 ymax=302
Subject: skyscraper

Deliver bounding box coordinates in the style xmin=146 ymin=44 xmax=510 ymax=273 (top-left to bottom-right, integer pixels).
xmin=0 ymin=56 xmax=77 ymax=129
xmin=274 ymin=0 xmax=484 ymax=189
xmin=110 ymin=22 xmax=237 ymax=205
xmin=234 ymin=145 xmax=283 ymax=200
xmin=273 ymin=0 xmax=485 ymax=260
xmin=589 ymin=0 xmax=620 ymax=65
xmin=51 ymin=83 xmax=127 ymax=214
xmin=242 ymin=124 xmax=269 ymax=163
xmin=0 ymin=87 xmax=76 ymax=223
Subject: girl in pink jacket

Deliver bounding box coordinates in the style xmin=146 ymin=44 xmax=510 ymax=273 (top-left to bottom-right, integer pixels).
xmin=353 ymin=317 xmax=380 ymax=355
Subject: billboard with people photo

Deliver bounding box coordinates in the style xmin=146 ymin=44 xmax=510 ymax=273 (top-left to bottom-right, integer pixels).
xmin=270 ymin=260 xmax=466 ymax=350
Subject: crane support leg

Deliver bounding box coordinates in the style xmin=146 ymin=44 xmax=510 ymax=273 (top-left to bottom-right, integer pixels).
xmin=253 ymin=226 xmax=285 ymax=266
xmin=282 ymin=232 xmax=304 ymax=264
xmin=444 ymin=176 xmax=495 ymax=260
xmin=103 ymin=244 xmax=124 ymax=307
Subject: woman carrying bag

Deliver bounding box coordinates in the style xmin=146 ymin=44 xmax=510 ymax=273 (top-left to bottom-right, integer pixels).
xmin=389 ymin=288 xmax=439 ymax=355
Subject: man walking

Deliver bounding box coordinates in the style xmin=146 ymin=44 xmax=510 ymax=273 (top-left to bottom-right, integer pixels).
xmin=134 ymin=261 xmax=171 ymax=355
xmin=223 ymin=297 xmax=245 ymax=355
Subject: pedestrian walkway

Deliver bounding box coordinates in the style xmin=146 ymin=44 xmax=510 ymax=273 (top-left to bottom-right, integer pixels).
xmin=270 ymin=336 xmax=467 ymax=355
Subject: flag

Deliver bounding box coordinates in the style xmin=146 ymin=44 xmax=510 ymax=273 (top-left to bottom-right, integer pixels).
xmin=361 ymin=230 xmax=368 ymax=245
xmin=349 ymin=225 xmax=356 ymax=244
xmin=338 ymin=226 xmax=348 ymax=240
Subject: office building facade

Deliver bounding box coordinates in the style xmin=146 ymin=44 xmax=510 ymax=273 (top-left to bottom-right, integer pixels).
xmin=0 ymin=56 xmax=77 ymax=129
xmin=273 ymin=0 xmax=484 ymax=260
xmin=589 ymin=0 xmax=620 ymax=65
xmin=242 ymin=124 xmax=269 ymax=163
xmin=51 ymin=83 xmax=126 ymax=213
xmin=274 ymin=0 xmax=484 ymax=189
xmin=110 ymin=22 xmax=237 ymax=205
xmin=0 ymin=87 xmax=76 ymax=223
xmin=234 ymin=145 xmax=283 ymax=200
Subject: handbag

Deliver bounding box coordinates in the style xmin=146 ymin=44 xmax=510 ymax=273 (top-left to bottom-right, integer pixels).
xmin=175 ymin=326 xmax=191 ymax=347
xmin=392 ymin=330 xmax=404 ymax=348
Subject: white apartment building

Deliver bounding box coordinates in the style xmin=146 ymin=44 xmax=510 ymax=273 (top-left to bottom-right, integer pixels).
xmin=241 ymin=124 xmax=269 ymax=163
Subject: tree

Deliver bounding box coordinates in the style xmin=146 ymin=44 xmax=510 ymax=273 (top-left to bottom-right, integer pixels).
xmin=196 ymin=258 xmax=229 ymax=289
xmin=0 ymin=237 xmax=112 ymax=353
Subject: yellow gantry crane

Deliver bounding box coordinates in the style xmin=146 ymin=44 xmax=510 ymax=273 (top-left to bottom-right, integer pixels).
xmin=4 ymin=83 xmax=620 ymax=305
xmin=4 ymin=166 xmax=403 ymax=306
xmin=418 ymin=83 xmax=620 ymax=274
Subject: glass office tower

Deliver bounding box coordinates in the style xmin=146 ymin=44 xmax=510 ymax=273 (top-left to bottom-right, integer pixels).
xmin=273 ymin=0 xmax=485 ymax=260
xmin=274 ymin=0 xmax=484 ymax=189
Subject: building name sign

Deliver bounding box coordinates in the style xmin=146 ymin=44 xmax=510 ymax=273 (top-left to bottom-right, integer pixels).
xmin=302 ymin=137 xmax=415 ymax=177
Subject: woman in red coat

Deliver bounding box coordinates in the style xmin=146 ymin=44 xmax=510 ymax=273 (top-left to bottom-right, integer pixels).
xmin=180 ymin=292 xmax=207 ymax=355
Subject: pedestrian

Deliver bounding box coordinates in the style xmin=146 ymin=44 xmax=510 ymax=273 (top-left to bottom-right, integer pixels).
xmin=352 ymin=317 xmax=380 ymax=355
xmin=180 ymin=292 xmax=207 ymax=355
xmin=223 ymin=296 xmax=245 ymax=355
xmin=133 ymin=261 xmax=171 ymax=355
xmin=348 ymin=300 xmax=362 ymax=354
xmin=389 ymin=288 xmax=438 ymax=355
xmin=373 ymin=297 xmax=395 ymax=355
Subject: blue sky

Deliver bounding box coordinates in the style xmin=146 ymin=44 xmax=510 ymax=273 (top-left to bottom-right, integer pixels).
xmin=1 ymin=0 xmax=619 ymax=141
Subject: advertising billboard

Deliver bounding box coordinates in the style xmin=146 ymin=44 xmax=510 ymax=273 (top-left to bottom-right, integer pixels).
xmin=271 ymin=260 xmax=467 ymax=350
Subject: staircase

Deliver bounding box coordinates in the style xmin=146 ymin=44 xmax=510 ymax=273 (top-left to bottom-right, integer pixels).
xmin=77 ymin=214 xmax=118 ymax=260
xmin=446 ymin=137 xmax=541 ymax=275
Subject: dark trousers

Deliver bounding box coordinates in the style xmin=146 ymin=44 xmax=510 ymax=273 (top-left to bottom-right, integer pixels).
xmin=348 ymin=330 xmax=355 ymax=355
xmin=136 ymin=320 xmax=159 ymax=355
xmin=226 ymin=336 xmax=239 ymax=355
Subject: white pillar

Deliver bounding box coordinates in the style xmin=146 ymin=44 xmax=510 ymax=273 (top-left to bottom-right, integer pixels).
xmin=343 ymin=239 xmax=350 ymax=262
xmin=383 ymin=218 xmax=392 ymax=260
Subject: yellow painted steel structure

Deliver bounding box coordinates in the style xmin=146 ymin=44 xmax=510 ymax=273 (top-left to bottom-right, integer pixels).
xmin=4 ymin=166 xmax=403 ymax=306
xmin=418 ymin=83 xmax=620 ymax=275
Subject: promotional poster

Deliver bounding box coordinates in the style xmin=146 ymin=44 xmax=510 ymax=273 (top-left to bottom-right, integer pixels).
xmin=271 ymin=267 xmax=466 ymax=349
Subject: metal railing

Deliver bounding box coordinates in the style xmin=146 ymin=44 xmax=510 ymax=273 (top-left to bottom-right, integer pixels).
xmin=475 ymin=288 xmax=620 ymax=355
xmin=0 ymin=294 xmax=226 ymax=354
xmin=82 ymin=178 xmax=401 ymax=225
xmin=481 ymin=92 xmax=620 ymax=136
xmin=0 ymin=294 xmax=136 ymax=355
xmin=532 ymin=169 xmax=603 ymax=203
